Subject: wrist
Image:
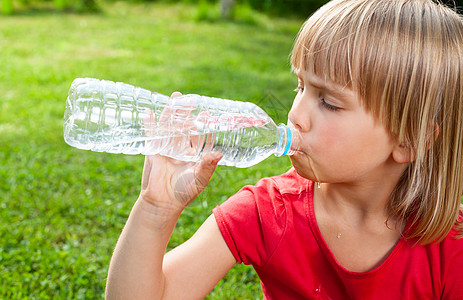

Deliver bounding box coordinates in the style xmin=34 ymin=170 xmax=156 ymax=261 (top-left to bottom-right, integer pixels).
xmin=132 ymin=195 xmax=183 ymax=232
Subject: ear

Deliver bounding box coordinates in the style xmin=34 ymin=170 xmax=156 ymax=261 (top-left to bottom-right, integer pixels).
xmin=392 ymin=143 xmax=415 ymax=164
xmin=392 ymin=122 xmax=440 ymax=164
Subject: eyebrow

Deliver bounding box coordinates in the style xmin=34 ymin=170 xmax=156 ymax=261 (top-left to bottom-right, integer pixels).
xmin=294 ymin=69 xmax=353 ymax=101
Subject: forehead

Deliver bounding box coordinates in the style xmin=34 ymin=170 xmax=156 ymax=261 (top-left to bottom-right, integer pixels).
xmin=294 ymin=68 xmax=357 ymax=101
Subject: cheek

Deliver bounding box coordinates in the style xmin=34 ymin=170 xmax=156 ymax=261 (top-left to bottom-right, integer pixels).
xmin=312 ymin=119 xmax=384 ymax=159
xmin=336 ymin=126 xmax=394 ymax=164
xmin=311 ymin=121 xmax=344 ymax=152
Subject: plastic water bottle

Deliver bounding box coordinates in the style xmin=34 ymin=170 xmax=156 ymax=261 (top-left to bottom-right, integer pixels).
xmin=63 ymin=78 xmax=299 ymax=168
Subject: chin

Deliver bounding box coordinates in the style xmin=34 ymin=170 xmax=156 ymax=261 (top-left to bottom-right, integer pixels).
xmin=290 ymin=158 xmax=312 ymax=180
xmin=290 ymin=153 xmax=324 ymax=184
xmin=295 ymin=168 xmax=315 ymax=181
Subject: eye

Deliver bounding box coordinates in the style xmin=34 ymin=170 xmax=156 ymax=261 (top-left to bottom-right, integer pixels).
xmin=320 ymin=98 xmax=341 ymax=111
xmin=294 ymin=77 xmax=304 ymax=93
xmin=294 ymin=87 xmax=304 ymax=93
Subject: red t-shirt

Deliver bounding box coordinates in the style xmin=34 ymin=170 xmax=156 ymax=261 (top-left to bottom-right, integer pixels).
xmin=213 ymin=169 xmax=463 ymax=299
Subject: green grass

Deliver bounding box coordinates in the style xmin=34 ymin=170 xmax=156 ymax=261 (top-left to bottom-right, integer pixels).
xmin=0 ymin=2 xmax=303 ymax=298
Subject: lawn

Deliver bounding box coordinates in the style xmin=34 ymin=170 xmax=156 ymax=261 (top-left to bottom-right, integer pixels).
xmin=0 ymin=2 xmax=304 ymax=298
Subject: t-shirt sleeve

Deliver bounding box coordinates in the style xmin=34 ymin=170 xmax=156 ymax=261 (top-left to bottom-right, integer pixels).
xmin=213 ymin=176 xmax=287 ymax=267
xmin=441 ymin=214 xmax=463 ymax=299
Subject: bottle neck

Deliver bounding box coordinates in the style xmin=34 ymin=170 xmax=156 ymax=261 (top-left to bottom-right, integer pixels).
xmin=275 ymin=124 xmax=299 ymax=157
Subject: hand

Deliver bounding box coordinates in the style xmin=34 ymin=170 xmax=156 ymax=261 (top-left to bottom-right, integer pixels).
xmin=138 ymin=92 xmax=222 ymax=223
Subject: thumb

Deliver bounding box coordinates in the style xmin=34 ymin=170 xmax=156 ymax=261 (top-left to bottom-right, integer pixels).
xmin=194 ymin=151 xmax=222 ymax=192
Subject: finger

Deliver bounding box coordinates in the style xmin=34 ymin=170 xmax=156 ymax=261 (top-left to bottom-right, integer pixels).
xmin=159 ymin=92 xmax=182 ymax=124
xmin=194 ymin=151 xmax=222 ymax=192
xmin=166 ymin=92 xmax=197 ymax=140
xmin=142 ymin=93 xmax=184 ymax=136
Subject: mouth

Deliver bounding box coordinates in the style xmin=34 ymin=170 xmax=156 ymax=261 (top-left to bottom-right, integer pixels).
xmin=290 ymin=149 xmax=307 ymax=156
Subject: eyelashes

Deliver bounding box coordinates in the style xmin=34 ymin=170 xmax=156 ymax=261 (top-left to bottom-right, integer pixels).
xmin=319 ymin=99 xmax=340 ymax=111
xmin=293 ymin=87 xmax=341 ymax=112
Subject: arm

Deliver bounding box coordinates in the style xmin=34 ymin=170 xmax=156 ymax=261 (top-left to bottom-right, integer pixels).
xmin=105 ymin=200 xmax=236 ymax=299
xmin=105 ymin=92 xmax=236 ymax=299
xmin=163 ymin=214 xmax=237 ymax=298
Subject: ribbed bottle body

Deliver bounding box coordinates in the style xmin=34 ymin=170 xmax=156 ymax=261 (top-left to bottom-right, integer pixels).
xmin=64 ymin=78 xmax=171 ymax=155
xmin=64 ymin=78 xmax=291 ymax=167
xmin=159 ymin=95 xmax=280 ymax=167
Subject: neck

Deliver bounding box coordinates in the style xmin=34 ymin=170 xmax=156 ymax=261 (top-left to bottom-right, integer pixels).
xmin=315 ymin=163 xmax=408 ymax=226
xmin=319 ymin=184 xmax=389 ymax=220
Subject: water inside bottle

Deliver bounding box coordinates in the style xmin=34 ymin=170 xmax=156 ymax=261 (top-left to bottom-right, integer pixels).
xmin=65 ymin=102 xmax=297 ymax=167
xmin=89 ymin=122 xmax=281 ymax=167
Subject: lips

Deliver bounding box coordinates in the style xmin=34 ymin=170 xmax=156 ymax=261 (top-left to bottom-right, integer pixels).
xmin=293 ymin=148 xmax=307 ymax=155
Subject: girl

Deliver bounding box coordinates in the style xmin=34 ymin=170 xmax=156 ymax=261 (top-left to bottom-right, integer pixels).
xmin=106 ymin=0 xmax=463 ymax=299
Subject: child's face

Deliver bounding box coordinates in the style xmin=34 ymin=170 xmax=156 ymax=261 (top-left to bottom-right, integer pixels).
xmin=288 ymin=69 xmax=401 ymax=185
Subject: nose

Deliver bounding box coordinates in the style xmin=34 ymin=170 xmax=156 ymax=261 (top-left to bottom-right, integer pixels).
xmin=288 ymin=95 xmax=310 ymax=132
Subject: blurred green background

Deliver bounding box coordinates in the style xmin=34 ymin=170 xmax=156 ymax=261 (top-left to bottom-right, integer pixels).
xmin=2 ymin=0 xmax=461 ymax=299
xmin=0 ymin=0 xmax=328 ymax=298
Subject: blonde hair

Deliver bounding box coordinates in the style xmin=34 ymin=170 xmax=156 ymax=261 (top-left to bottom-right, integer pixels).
xmin=291 ymin=0 xmax=463 ymax=244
